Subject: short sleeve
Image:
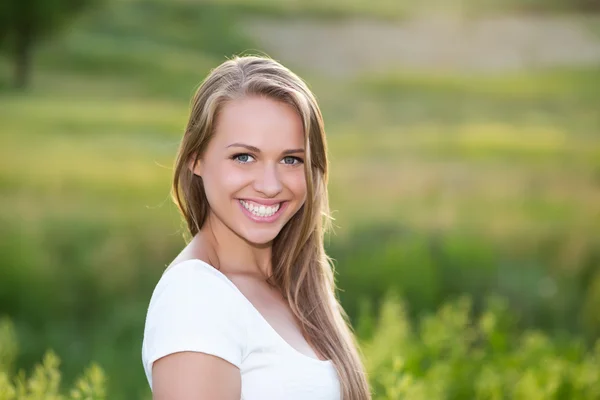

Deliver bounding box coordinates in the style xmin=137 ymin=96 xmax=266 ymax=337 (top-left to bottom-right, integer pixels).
xmin=141 ymin=261 xmax=248 ymax=390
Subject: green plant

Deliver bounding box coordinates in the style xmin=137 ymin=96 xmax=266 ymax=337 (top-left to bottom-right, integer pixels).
xmin=0 ymin=317 xmax=107 ymax=400
xmin=360 ymin=291 xmax=600 ymax=400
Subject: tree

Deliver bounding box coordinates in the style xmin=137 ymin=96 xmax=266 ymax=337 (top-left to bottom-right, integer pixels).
xmin=0 ymin=0 xmax=97 ymax=89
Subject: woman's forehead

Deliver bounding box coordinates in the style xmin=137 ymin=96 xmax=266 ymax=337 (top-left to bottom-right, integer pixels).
xmin=213 ymin=96 xmax=305 ymax=148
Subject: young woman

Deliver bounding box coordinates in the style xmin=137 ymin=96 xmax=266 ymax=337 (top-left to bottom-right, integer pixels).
xmin=141 ymin=55 xmax=371 ymax=400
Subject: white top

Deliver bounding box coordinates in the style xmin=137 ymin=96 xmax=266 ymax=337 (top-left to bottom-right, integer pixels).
xmin=141 ymin=259 xmax=341 ymax=399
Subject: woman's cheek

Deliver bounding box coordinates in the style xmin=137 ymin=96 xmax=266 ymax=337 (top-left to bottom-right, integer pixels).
xmin=290 ymin=171 xmax=308 ymax=199
xmin=220 ymin=165 xmax=250 ymax=190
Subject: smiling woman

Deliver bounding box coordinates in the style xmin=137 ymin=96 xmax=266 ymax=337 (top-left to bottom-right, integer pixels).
xmin=140 ymin=55 xmax=372 ymax=400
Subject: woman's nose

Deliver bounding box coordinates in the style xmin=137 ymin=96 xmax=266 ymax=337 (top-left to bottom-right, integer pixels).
xmin=254 ymin=163 xmax=283 ymax=197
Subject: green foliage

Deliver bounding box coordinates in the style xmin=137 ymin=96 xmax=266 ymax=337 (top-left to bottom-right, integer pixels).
xmin=330 ymin=224 xmax=597 ymax=342
xmin=360 ymin=292 xmax=600 ymax=400
xmin=0 ymin=0 xmax=94 ymax=38
xmin=3 ymin=297 xmax=600 ymax=400
xmin=0 ymin=0 xmax=99 ymax=87
xmin=0 ymin=317 xmax=106 ymax=400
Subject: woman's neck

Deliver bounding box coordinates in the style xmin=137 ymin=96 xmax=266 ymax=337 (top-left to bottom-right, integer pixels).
xmin=192 ymin=213 xmax=274 ymax=280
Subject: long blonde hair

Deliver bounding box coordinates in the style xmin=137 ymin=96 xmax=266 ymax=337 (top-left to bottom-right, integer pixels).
xmin=171 ymin=55 xmax=371 ymax=400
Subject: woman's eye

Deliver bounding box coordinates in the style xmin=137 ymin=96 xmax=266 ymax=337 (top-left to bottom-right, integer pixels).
xmin=232 ymin=153 xmax=255 ymax=163
xmin=282 ymin=156 xmax=303 ymax=165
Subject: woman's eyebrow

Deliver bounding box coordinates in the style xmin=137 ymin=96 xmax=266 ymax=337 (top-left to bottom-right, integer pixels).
xmin=282 ymin=148 xmax=305 ymax=156
xmin=226 ymin=143 xmax=260 ymax=152
xmin=226 ymin=143 xmax=304 ymax=155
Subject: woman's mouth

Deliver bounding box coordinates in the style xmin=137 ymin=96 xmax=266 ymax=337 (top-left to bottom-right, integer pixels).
xmin=238 ymin=199 xmax=287 ymax=223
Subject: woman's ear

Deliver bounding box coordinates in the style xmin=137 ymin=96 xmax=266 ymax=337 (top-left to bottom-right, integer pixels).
xmin=189 ymin=154 xmax=202 ymax=176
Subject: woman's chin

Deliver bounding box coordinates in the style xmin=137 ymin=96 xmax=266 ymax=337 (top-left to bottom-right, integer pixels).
xmin=242 ymin=233 xmax=277 ymax=247
xmin=235 ymin=216 xmax=288 ymax=244
xmin=235 ymin=224 xmax=283 ymax=246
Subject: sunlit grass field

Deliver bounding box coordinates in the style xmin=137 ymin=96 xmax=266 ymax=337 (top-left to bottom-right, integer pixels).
xmin=1 ymin=0 xmax=599 ymax=398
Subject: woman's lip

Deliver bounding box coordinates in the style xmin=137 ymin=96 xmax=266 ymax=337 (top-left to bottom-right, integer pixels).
xmin=238 ymin=198 xmax=284 ymax=206
xmin=238 ymin=200 xmax=288 ymax=223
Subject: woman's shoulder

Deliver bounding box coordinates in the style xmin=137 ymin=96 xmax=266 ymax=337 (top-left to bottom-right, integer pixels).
xmin=156 ymin=259 xmax=231 ymax=291
xmin=146 ymin=259 xmax=248 ymax=320
xmin=142 ymin=259 xmax=250 ymax=389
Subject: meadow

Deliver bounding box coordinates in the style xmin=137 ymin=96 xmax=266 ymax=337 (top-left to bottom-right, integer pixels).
xmin=1 ymin=0 xmax=599 ymax=398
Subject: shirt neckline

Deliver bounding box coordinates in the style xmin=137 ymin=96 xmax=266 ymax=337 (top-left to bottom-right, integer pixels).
xmin=175 ymin=259 xmax=335 ymax=366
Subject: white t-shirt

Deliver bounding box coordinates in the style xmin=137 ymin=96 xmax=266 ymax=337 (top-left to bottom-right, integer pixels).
xmin=142 ymin=259 xmax=341 ymax=399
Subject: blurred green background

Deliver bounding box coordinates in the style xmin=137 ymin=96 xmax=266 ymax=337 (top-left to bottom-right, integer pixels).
xmin=1 ymin=0 xmax=599 ymax=398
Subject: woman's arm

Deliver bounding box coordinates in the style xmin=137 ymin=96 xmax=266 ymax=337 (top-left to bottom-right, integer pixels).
xmin=152 ymin=351 xmax=241 ymax=400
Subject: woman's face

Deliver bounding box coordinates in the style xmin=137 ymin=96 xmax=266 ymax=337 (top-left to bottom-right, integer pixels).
xmin=192 ymin=95 xmax=307 ymax=245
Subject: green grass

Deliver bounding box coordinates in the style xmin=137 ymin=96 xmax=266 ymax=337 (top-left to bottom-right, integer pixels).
xmin=169 ymin=0 xmax=600 ymax=20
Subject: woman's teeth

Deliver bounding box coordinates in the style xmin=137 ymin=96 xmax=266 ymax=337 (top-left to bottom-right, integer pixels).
xmin=240 ymin=200 xmax=281 ymax=217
